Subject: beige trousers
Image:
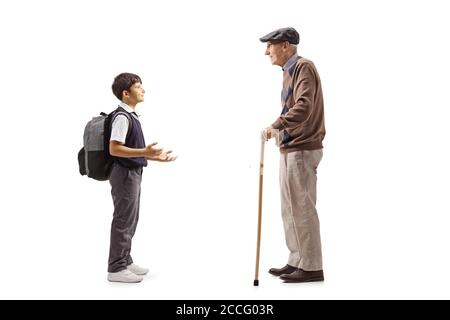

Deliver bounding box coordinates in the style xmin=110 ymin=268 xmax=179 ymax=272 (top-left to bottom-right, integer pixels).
xmin=280 ymin=149 xmax=323 ymax=271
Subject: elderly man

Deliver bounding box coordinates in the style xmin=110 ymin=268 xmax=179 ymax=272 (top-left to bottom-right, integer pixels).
xmin=260 ymin=27 xmax=326 ymax=283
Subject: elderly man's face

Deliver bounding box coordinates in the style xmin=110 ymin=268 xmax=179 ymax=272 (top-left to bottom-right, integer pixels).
xmin=265 ymin=41 xmax=289 ymax=67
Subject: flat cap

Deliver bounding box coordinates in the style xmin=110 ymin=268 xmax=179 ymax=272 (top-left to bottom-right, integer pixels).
xmin=259 ymin=27 xmax=299 ymax=45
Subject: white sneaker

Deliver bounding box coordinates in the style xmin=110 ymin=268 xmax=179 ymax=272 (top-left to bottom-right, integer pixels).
xmin=107 ymin=269 xmax=143 ymax=283
xmin=127 ymin=263 xmax=149 ymax=275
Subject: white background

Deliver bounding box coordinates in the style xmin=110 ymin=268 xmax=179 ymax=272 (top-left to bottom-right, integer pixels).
xmin=1 ymin=0 xmax=450 ymax=299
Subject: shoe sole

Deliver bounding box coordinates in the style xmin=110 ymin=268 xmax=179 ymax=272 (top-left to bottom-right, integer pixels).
xmin=107 ymin=277 xmax=143 ymax=283
xmin=108 ymin=279 xmax=142 ymax=283
xmin=282 ymin=277 xmax=324 ymax=283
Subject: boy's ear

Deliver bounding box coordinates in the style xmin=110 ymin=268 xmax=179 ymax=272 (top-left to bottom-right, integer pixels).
xmin=122 ymin=90 xmax=129 ymax=98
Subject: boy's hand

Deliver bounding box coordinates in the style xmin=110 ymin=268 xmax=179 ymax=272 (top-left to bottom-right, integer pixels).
xmin=145 ymin=142 xmax=163 ymax=157
xmin=148 ymin=150 xmax=177 ymax=162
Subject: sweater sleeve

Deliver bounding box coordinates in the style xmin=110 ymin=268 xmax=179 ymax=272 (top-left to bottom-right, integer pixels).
xmin=272 ymin=63 xmax=316 ymax=130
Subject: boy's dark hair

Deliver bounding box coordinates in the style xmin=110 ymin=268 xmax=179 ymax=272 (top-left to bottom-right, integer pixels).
xmin=112 ymin=73 xmax=142 ymax=101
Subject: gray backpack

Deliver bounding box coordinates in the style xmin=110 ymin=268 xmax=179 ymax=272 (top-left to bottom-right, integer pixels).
xmin=78 ymin=107 xmax=132 ymax=181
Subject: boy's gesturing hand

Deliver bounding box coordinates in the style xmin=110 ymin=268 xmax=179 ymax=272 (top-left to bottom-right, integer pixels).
xmin=145 ymin=142 xmax=177 ymax=162
xmin=145 ymin=142 xmax=163 ymax=157
xmin=149 ymin=150 xmax=177 ymax=162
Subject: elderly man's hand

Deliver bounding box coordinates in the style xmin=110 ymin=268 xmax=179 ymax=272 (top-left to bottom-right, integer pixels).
xmin=261 ymin=126 xmax=274 ymax=141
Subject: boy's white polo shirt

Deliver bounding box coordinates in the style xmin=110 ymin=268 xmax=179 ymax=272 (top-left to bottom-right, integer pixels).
xmin=110 ymin=102 xmax=139 ymax=144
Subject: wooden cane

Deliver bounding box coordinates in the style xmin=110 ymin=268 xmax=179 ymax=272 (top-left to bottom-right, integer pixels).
xmin=254 ymin=139 xmax=265 ymax=286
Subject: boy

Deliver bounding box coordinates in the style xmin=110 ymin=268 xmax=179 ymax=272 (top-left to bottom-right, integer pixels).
xmin=107 ymin=72 xmax=176 ymax=283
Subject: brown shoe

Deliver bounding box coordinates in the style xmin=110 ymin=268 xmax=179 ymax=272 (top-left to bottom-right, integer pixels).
xmin=268 ymin=264 xmax=297 ymax=277
xmin=280 ymin=269 xmax=324 ymax=283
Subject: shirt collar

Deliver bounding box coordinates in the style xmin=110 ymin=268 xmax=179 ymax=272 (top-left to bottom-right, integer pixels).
xmin=118 ymin=102 xmax=139 ymax=116
xmin=282 ymin=53 xmax=299 ymax=71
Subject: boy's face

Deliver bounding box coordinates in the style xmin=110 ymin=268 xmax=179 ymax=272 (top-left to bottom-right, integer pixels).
xmin=124 ymin=82 xmax=145 ymax=105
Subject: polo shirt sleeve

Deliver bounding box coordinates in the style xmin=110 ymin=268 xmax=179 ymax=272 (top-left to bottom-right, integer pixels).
xmin=110 ymin=115 xmax=129 ymax=144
